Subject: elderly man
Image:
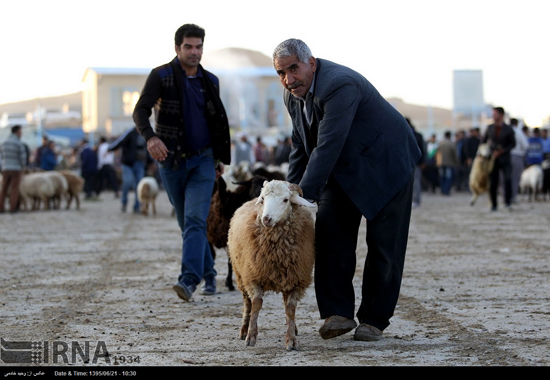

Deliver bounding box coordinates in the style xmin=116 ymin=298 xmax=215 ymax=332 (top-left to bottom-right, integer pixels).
xmin=272 ymin=39 xmax=420 ymax=341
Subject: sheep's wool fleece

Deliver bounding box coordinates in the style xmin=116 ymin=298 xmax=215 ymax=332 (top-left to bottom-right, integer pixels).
xmin=227 ymin=200 xmax=315 ymax=298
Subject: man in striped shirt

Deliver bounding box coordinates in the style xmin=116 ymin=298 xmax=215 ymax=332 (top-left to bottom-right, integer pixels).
xmin=0 ymin=125 xmax=27 ymax=213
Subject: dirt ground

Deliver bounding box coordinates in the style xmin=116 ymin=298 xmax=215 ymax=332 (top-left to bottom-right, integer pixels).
xmin=1 ymin=185 xmax=549 ymax=369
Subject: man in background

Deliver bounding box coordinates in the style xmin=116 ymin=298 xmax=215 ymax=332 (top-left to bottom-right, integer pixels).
xmin=0 ymin=125 xmax=27 ymax=213
xmin=483 ymin=107 xmax=516 ymax=211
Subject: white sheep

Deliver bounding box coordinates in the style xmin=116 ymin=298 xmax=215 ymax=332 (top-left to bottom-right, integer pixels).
xmin=519 ymin=164 xmax=543 ymax=202
xmin=222 ymin=161 xmax=253 ymax=192
xmin=469 ymin=143 xmax=495 ymax=206
xmin=19 ymin=172 xmax=56 ymax=211
xmin=227 ymin=180 xmax=316 ymax=351
xmin=137 ymin=176 xmax=159 ymax=215
xmin=42 ymin=171 xmax=69 ymax=210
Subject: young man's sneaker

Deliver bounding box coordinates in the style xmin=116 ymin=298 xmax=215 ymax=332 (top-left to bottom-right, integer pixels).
xmin=200 ymin=276 xmax=216 ymax=295
xmin=173 ymin=282 xmax=195 ymax=302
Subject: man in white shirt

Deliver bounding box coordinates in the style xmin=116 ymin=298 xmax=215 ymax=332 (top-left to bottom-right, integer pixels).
xmin=97 ymin=136 xmax=120 ymax=198
xmin=510 ymin=118 xmax=528 ymax=204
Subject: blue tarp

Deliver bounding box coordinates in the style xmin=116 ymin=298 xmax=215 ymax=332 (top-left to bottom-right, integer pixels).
xmin=45 ymin=128 xmax=85 ymax=146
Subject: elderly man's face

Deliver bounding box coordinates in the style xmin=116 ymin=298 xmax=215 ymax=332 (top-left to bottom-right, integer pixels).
xmin=274 ymin=55 xmax=316 ymax=98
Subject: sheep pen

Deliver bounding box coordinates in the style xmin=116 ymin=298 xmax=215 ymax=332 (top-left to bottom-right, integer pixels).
xmin=227 ymin=180 xmax=316 ymax=351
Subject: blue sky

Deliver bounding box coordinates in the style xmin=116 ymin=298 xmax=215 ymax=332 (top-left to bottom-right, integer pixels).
xmin=1 ymin=0 xmax=548 ymax=126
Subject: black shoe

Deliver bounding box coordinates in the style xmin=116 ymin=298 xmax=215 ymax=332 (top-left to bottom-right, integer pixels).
xmin=354 ymin=323 xmax=383 ymax=341
xmin=173 ymin=282 xmax=195 ymax=302
xmin=201 ymin=276 xmax=216 ymax=295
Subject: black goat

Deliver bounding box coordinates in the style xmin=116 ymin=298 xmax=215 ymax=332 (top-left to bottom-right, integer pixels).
xmin=207 ymin=175 xmax=266 ymax=290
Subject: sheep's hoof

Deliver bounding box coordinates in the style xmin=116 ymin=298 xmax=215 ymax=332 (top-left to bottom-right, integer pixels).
xmin=285 ymin=336 xmax=299 ymax=351
xmin=239 ymin=326 xmax=248 ymax=340
xmin=245 ymin=335 xmax=256 ymax=347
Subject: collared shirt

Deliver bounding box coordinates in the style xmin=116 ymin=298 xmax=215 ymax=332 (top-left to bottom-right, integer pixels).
xmin=177 ymin=59 xmax=212 ymax=153
xmin=298 ymin=75 xmax=316 ymax=126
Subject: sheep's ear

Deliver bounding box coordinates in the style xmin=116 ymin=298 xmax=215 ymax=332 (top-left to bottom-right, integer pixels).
xmin=255 ymin=196 xmax=263 ymax=205
xmin=290 ymin=193 xmax=316 ymax=207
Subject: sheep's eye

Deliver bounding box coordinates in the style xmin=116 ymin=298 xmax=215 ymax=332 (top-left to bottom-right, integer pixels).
xmin=283 ymin=199 xmax=289 ymax=203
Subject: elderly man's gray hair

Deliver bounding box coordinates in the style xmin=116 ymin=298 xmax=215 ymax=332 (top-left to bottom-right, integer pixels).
xmin=273 ymin=39 xmax=313 ymax=64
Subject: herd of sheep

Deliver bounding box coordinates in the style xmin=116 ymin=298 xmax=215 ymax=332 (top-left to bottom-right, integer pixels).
xmin=2 ymin=169 xmax=85 ymax=211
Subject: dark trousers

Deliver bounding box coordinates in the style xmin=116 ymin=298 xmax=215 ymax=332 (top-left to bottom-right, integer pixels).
xmin=96 ymin=164 xmax=119 ymax=195
xmin=489 ymin=158 xmax=512 ymax=208
xmin=0 ymin=170 xmax=22 ymax=212
xmin=314 ymin=174 xmax=414 ymax=331
xmin=81 ymin=170 xmax=97 ymax=198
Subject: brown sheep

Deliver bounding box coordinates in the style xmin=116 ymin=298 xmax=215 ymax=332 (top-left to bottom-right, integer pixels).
xmin=58 ymin=170 xmax=84 ymax=210
xmin=227 ymin=180 xmax=316 ymax=351
xmin=469 ymin=143 xmax=495 ymax=206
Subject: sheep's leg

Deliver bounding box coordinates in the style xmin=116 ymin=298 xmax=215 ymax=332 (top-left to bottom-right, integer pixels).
xmin=41 ymin=197 xmax=50 ymax=210
xmin=239 ymin=292 xmax=252 ymax=340
xmin=152 ymin=200 xmax=156 ymax=215
xmin=225 ymin=259 xmax=235 ymax=291
xmin=245 ymin=287 xmax=263 ymax=347
xmin=283 ymin=291 xmax=299 ymax=351
xmin=470 ymin=192 xmax=478 ymax=206
xmin=66 ymin=192 xmax=73 ymax=210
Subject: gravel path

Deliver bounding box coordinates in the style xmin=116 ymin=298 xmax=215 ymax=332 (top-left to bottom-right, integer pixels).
xmin=1 ymin=187 xmax=549 ymax=368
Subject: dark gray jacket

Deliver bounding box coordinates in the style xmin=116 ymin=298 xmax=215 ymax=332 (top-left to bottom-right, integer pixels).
xmin=285 ymin=59 xmax=421 ymax=220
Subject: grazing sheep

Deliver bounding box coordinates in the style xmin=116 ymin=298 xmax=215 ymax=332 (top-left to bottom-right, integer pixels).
xmin=469 ymin=143 xmax=495 ymax=206
xmin=519 ymin=164 xmax=543 ymax=202
xmin=43 ymin=171 xmax=69 ymax=210
xmin=207 ymin=175 xmax=266 ymax=290
xmin=19 ymin=172 xmax=56 ymax=211
xmin=58 ymin=170 xmax=84 ymax=210
xmin=137 ymin=176 xmax=159 ymax=215
xmin=227 ymin=180 xmax=316 ymax=350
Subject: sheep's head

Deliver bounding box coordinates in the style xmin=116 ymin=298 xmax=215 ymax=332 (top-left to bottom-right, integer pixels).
xmin=476 ymin=143 xmax=491 ymax=158
xmin=255 ymin=180 xmax=315 ymax=227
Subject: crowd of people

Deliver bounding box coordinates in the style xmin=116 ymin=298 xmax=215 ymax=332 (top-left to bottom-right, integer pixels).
xmin=412 ymin=110 xmax=550 ymax=209
xmin=231 ymin=133 xmax=291 ymax=167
